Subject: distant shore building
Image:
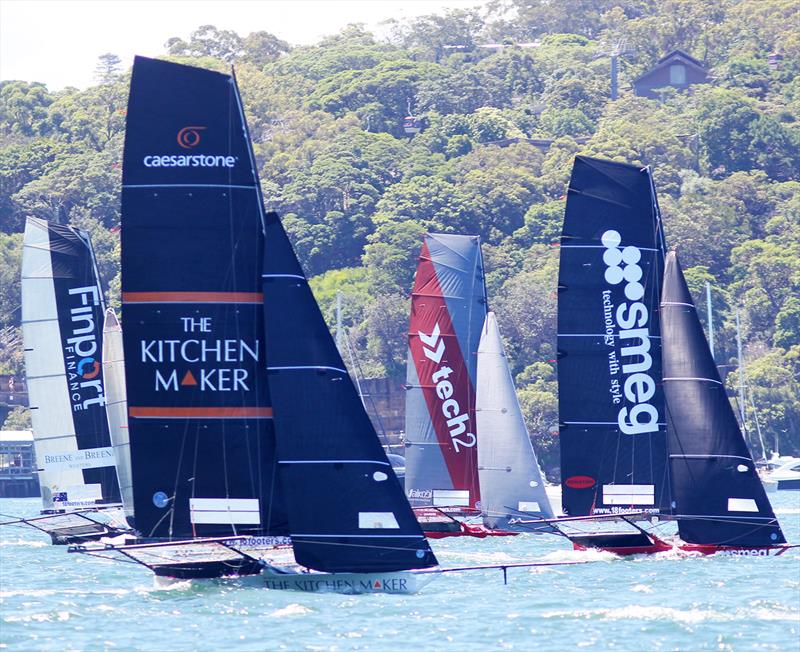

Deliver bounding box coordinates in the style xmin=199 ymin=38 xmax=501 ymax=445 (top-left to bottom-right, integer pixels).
xmin=0 ymin=430 xmax=40 ymax=498
xmin=633 ymin=50 xmax=710 ymax=99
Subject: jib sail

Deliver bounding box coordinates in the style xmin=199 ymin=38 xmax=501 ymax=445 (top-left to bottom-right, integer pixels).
xmin=558 ymin=156 xmax=670 ymax=516
xmin=121 ymin=56 xmax=286 ymax=539
xmin=662 ymin=251 xmax=785 ymax=546
xmin=404 ymin=234 xmax=487 ymax=510
xmin=102 ymin=309 xmax=134 ymax=524
xmin=262 ymin=212 xmax=437 ymax=573
xmin=21 ymin=217 xmax=121 ymax=511
xmin=476 ymin=313 xmax=554 ymax=530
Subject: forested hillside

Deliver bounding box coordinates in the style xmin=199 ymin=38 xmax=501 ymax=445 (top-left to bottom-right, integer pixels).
xmin=1 ymin=0 xmax=798 ymax=472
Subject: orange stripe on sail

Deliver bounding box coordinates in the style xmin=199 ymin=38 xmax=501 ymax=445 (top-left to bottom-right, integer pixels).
xmin=129 ymin=407 xmax=273 ymax=418
xmin=123 ymin=292 xmax=263 ymax=303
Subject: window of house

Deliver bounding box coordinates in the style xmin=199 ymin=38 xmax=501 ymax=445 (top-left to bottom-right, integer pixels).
xmin=670 ymin=64 xmax=686 ymax=85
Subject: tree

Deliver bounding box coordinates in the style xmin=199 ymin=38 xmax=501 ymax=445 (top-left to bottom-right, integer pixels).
xmin=0 ymin=81 xmax=53 ymax=137
xmin=165 ymin=25 xmax=244 ymax=62
xmin=1 ymin=406 xmax=31 ymax=430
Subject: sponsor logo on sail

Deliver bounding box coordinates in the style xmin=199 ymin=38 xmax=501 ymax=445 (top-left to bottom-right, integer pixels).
xmin=600 ymin=230 xmax=659 ymax=436
xmin=565 ymin=475 xmax=596 ymax=490
xmin=63 ymin=286 xmax=105 ymax=412
xmin=418 ymin=322 xmax=476 ymax=453
xmin=141 ymin=316 xmax=259 ymax=393
xmin=141 ymin=126 xmax=238 ymax=168
xmin=177 ymin=125 xmax=206 ymax=148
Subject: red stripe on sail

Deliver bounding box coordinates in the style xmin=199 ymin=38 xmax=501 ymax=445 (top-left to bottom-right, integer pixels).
xmin=129 ymin=407 xmax=273 ymax=418
xmin=408 ymin=241 xmax=480 ymax=507
xmin=123 ymin=292 xmax=263 ymax=303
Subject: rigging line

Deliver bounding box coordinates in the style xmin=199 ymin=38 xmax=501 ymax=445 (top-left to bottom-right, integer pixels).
xmin=344 ymin=328 xmax=392 ymax=450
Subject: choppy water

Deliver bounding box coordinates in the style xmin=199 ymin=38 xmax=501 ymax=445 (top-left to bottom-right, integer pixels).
xmin=1 ymin=494 xmax=799 ymax=651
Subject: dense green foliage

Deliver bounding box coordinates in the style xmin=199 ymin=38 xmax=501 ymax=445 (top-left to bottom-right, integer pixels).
xmin=1 ymin=1 xmax=798 ymax=470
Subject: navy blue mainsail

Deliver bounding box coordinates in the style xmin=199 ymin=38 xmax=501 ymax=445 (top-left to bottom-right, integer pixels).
xmin=121 ymin=56 xmax=286 ymax=539
xmin=261 ymin=212 xmax=438 ymax=573
xmin=22 ymin=217 xmax=121 ymax=511
xmin=558 ymin=156 xmax=670 ymax=516
xmin=662 ymin=251 xmax=785 ymax=546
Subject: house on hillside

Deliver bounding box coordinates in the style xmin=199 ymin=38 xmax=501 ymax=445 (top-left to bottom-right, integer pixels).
xmin=633 ymin=50 xmax=711 ymax=99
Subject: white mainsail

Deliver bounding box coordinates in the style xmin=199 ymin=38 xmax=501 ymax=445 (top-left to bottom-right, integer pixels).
xmin=476 ymin=312 xmax=554 ymax=530
xmin=102 ymin=308 xmax=134 ymax=521
xmin=22 ymin=218 xmax=89 ymax=510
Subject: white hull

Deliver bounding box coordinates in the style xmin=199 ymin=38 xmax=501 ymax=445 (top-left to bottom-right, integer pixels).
xmin=261 ymin=566 xmax=437 ymax=594
xmin=153 ymin=566 xmax=437 ymax=594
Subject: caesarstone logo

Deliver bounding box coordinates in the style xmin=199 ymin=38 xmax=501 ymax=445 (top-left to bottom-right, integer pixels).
xmin=177 ymin=126 xmax=206 ymax=148
xmin=142 ymin=126 xmax=238 ymax=169
xmin=600 ymin=229 xmax=660 ymax=436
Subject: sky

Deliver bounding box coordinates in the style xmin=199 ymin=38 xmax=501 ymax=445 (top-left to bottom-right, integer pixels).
xmin=0 ymin=0 xmax=487 ymax=91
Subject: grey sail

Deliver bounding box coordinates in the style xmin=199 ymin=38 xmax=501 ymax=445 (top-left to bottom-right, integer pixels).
xmin=102 ymin=308 xmax=134 ymax=524
xmin=476 ymin=312 xmax=554 ymax=530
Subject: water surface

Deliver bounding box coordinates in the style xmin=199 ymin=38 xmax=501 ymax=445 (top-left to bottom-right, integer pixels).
xmin=2 ymin=494 xmax=798 ymax=651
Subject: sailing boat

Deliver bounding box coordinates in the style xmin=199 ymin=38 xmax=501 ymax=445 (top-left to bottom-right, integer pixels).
xmin=6 ymin=218 xmax=130 ymax=544
xmin=70 ymin=56 xmax=439 ymax=592
xmin=544 ymin=156 xmax=792 ymax=554
xmin=404 ymin=234 xmax=519 ymax=537
xmin=568 ymin=251 xmax=791 ymax=555
xmin=476 ymin=312 xmax=554 ymax=531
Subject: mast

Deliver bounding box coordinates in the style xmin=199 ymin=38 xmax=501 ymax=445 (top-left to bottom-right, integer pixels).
xmin=476 ymin=312 xmax=554 ymax=530
xmin=404 ymin=234 xmax=487 ymax=510
xmin=261 ymin=211 xmax=437 ymax=573
xmin=21 ymin=218 xmax=121 ymax=511
xmin=120 ymin=56 xmax=286 ymax=539
xmin=557 ymin=156 xmax=670 ymax=517
xmin=662 ymin=251 xmax=784 ymax=546
xmin=735 ymin=311 xmax=747 ymax=431
xmin=705 ymin=282 xmax=714 ymax=358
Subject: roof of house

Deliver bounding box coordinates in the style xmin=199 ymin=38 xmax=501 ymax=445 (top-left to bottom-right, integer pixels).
xmin=633 ymin=49 xmax=709 ymax=84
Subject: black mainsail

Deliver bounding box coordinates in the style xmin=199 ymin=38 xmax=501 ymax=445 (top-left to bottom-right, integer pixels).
xmin=121 ymin=56 xmax=286 ymax=539
xmin=662 ymin=251 xmax=785 ymax=546
xmin=262 ymin=211 xmax=438 ymax=573
xmin=558 ymin=156 xmax=670 ymax=516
